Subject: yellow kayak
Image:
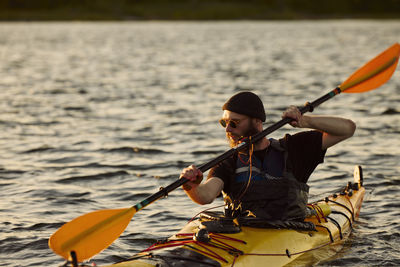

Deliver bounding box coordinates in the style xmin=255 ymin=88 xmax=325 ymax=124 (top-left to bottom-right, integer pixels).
xmin=108 ymin=165 xmax=365 ymax=267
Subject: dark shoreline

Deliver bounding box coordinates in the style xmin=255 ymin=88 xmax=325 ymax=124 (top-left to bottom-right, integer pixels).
xmin=1 ymin=0 xmax=399 ymax=21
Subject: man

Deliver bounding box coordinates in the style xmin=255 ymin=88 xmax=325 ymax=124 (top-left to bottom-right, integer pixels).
xmin=181 ymin=91 xmax=356 ymax=221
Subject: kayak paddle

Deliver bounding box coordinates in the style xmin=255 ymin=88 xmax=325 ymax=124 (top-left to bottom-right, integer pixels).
xmin=49 ymin=42 xmax=400 ymax=263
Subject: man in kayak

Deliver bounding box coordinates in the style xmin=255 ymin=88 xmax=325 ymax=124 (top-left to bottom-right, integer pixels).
xmin=181 ymin=91 xmax=356 ymax=221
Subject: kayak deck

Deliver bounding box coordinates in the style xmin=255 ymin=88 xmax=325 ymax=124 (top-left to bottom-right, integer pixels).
xmin=107 ymin=165 xmax=365 ymax=267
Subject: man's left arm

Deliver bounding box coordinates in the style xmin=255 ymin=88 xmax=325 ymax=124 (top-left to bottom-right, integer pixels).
xmin=283 ymin=106 xmax=356 ymax=150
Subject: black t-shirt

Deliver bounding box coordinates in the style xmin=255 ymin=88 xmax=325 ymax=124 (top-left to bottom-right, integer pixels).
xmin=207 ymin=130 xmax=326 ymax=195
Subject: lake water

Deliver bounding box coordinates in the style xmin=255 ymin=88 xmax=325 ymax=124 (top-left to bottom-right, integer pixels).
xmin=0 ymin=20 xmax=399 ymax=266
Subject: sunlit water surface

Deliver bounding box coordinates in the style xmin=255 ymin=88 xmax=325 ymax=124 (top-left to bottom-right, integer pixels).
xmin=0 ymin=21 xmax=399 ymax=266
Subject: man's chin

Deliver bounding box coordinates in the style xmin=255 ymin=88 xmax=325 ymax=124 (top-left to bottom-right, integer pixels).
xmin=227 ymin=137 xmax=240 ymax=148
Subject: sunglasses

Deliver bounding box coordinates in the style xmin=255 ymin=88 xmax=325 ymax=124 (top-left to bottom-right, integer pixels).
xmin=219 ymin=118 xmax=242 ymax=128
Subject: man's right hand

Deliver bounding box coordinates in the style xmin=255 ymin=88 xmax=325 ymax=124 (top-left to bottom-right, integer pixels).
xmin=180 ymin=165 xmax=203 ymax=191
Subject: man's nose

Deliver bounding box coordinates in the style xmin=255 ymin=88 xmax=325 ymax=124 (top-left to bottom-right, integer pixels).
xmin=225 ymin=123 xmax=233 ymax=133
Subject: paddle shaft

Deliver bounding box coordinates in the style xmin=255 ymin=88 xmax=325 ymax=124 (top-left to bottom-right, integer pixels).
xmin=133 ymin=87 xmax=343 ymax=212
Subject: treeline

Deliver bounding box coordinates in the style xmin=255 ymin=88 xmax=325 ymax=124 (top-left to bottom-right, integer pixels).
xmin=1 ymin=0 xmax=399 ymax=20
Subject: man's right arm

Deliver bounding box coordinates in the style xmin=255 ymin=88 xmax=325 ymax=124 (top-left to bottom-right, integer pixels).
xmin=180 ymin=165 xmax=224 ymax=205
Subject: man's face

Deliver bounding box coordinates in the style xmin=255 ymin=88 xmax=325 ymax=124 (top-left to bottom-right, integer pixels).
xmin=220 ymin=110 xmax=260 ymax=147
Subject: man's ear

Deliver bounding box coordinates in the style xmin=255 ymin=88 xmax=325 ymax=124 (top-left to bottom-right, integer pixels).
xmin=252 ymin=118 xmax=263 ymax=130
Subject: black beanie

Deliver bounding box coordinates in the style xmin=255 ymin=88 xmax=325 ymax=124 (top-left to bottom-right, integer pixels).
xmin=222 ymin=92 xmax=266 ymax=122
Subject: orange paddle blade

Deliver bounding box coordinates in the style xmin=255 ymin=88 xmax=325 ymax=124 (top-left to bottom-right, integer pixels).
xmin=341 ymin=43 xmax=400 ymax=93
xmin=49 ymin=207 xmax=135 ymax=262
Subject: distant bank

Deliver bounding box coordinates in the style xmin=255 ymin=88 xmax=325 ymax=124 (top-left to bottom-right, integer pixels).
xmin=1 ymin=0 xmax=400 ymax=21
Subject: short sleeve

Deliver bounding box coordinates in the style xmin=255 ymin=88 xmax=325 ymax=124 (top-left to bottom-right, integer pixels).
xmin=207 ymin=157 xmax=236 ymax=194
xmin=285 ymin=131 xmax=327 ymax=183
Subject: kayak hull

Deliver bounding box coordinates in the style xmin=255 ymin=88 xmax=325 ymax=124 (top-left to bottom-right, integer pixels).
xmin=107 ymin=166 xmax=365 ymax=267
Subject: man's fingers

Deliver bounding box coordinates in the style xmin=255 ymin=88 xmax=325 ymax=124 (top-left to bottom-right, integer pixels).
xmin=180 ymin=165 xmax=202 ymax=182
xmin=282 ymin=106 xmax=301 ymax=127
xmin=181 ymin=165 xmax=203 ymax=191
